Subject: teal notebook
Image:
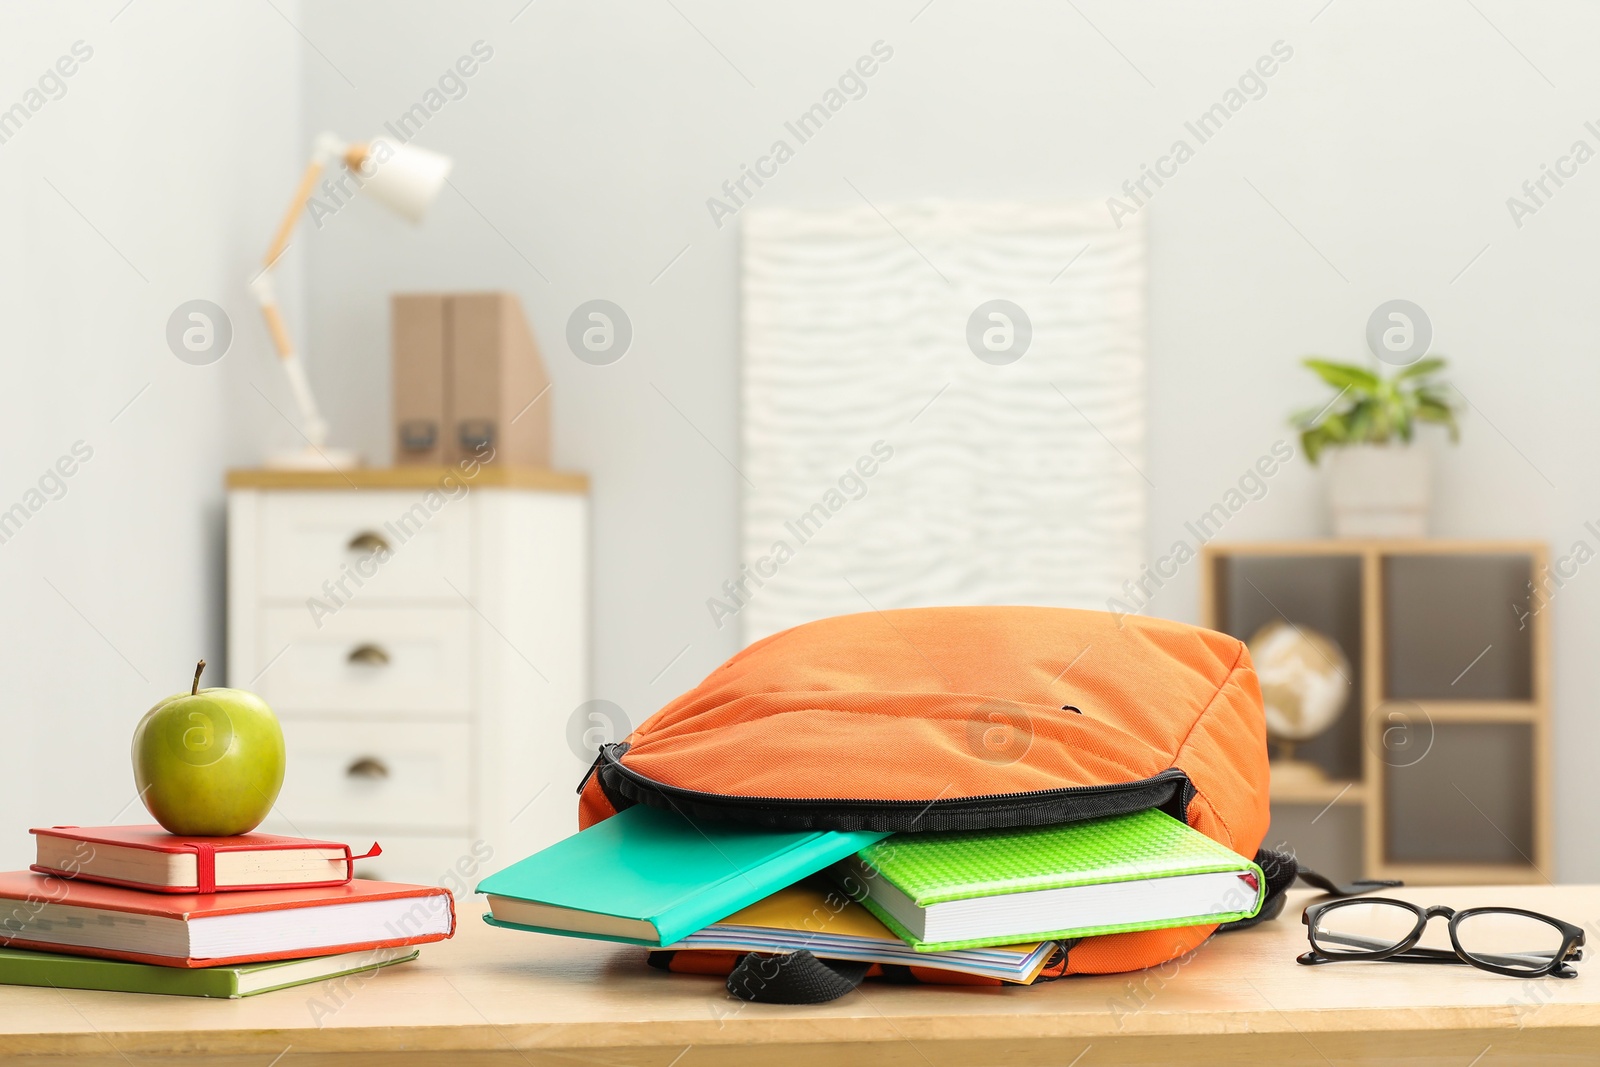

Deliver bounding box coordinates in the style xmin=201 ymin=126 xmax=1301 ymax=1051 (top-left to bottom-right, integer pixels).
xmin=477 ymin=804 xmax=889 ymax=947
xmin=834 ymin=809 xmax=1265 ymax=952
xmin=0 ymin=944 xmax=419 ymax=998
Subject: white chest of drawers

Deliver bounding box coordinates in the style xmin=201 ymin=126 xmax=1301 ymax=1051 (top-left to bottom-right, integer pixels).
xmin=226 ymin=467 xmax=588 ymax=886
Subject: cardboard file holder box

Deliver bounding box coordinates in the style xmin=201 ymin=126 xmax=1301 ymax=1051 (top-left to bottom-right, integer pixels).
xmin=391 ymin=292 xmax=551 ymax=467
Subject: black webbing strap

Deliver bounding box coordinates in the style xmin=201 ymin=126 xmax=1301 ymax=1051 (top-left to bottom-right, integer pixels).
xmin=726 ymin=950 xmax=871 ymax=1004
xmin=716 ymin=847 xmax=1400 ymax=1003
xmin=1218 ymin=846 xmax=1402 ymax=933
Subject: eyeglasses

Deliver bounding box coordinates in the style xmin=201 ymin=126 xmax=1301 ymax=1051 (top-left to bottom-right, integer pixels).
xmin=1299 ymin=898 xmax=1585 ymax=979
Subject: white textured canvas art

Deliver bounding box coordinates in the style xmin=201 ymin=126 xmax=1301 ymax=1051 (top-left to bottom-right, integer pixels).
xmin=736 ymin=201 xmax=1145 ymax=644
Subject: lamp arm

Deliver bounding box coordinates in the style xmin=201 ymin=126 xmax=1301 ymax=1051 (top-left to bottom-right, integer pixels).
xmin=262 ymin=157 xmax=326 ymax=271
xmin=251 ymin=134 xmax=347 ymax=449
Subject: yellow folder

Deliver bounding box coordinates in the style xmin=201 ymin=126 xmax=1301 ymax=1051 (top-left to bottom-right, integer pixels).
xmin=663 ymin=878 xmax=1059 ymax=984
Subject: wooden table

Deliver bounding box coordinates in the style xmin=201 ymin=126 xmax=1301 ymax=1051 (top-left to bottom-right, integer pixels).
xmin=3 ymin=886 xmax=1598 ymax=1066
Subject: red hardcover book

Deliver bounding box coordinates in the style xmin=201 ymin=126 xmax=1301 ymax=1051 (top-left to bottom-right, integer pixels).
xmin=31 ymin=825 xmax=381 ymax=893
xmin=0 ymin=872 xmax=454 ymax=967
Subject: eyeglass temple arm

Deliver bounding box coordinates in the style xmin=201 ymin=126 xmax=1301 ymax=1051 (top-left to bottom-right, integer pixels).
xmin=1387 ymin=949 xmax=1576 ymax=977
xmin=1313 ymin=930 xmax=1570 ymax=970
xmin=1299 ymin=950 xmax=1463 ymax=967
xmin=1312 ymin=931 xmax=1422 ymax=952
xmin=1299 ymin=949 xmax=1575 ymax=977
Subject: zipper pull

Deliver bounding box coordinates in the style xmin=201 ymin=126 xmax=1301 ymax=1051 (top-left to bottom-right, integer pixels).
xmin=576 ymin=748 xmax=617 ymax=796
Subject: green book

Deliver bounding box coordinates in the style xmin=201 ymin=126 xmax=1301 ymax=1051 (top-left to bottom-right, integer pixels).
xmin=0 ymin=944 xmax=419 ymax=998
xmin=477 ymin=804 xmax=889 ymax=947
xmin=833 ymin=809 xmax=1265 ymax=952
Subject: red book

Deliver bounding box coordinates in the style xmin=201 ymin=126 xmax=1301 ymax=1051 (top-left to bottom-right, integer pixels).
xmin=30 ymin=825 xmax=380 ymax=894
xmin=0 ymin=872 xmax=454 ymax=967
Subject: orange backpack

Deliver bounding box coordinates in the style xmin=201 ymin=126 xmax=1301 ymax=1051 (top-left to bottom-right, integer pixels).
xmin=578 ymin=606 xmax=1373 ymax=990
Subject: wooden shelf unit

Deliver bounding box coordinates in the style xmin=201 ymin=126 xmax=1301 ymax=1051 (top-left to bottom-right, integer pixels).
xmin=1201 ymin=539 xmax=1551 ymax=886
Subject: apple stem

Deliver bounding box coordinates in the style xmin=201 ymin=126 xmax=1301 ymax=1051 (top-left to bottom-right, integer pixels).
xmin=192 ymin=659 xmax=206 ymax=696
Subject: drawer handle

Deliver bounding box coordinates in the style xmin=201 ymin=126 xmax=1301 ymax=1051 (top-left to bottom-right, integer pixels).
xmin=346 ymin=757 xmax=390 ymax=780
xmin=347 ymin=531 xmax=391 ymax=555
xmin=347 ymin=644 xmax=391 ymax=666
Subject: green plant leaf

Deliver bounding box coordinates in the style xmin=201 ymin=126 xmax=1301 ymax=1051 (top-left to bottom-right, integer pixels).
xmin=1345 ymin=400 xmax=1371 ymax=443
xmin=1290 ymin=404 xmax=1332 ymax=430
xmin=1302 ymin=358 xmax=1382 ymax=395
xmin=1395 ymin=357 xmax=1446 ymax=381
xmin=1415 ymin=397 xmax=1460 ymax=441
xmin=1414 ymin=386 xmax=1458 ymax=413
xmin=1397 ymin=388 xmax=1418 ymax=441
xmin=1300 ymin=426 xmax=1325 ymax=465
xmin=1415 ymin=397 xmax=1453 ymax=420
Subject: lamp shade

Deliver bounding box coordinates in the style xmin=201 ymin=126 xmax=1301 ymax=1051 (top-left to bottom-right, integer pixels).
xmin=358 ymin=136 xmax=453 ymax=222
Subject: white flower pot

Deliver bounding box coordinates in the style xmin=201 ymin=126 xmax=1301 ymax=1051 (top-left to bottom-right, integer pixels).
xmin=1326 ymin=444 xmax=1430 ymax=538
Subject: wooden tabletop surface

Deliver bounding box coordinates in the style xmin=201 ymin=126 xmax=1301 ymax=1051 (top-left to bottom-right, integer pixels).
xmin=2 ymin=885 xmax=1598 ymax=1066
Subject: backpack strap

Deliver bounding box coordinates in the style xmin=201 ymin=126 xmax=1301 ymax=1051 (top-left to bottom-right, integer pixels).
xmin=1218 ymin=846 xmax=1402 ymax=933
xmin=726 ymin=950 xmax=871 ymax=1004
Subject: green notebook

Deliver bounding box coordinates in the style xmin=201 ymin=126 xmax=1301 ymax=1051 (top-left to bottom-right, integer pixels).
xmin=0 ymin=944 xmax=419 ymax=998
xmin=834 ymin=809 xmax=1265 ymax=951
xmin=477 ymin=804 xmax=889 ymax=947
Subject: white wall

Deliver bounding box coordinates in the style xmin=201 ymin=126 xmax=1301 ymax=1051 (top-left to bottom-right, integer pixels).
xmin=5 ymin=1 xmax=1597 ymax=880
xmin=0 ymin=2 xmax=304 ymax=869
xmin=297 ymin=0 xmax=1600 ymax=879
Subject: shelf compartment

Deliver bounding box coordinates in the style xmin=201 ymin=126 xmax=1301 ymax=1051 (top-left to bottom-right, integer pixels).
xmin=1382 ymin=722 xmax=1535 ymax=868
xmin=1383 ymin=554 xmax=1534 ymax=702
xmin=1265 ymin=803 xmax=1364 ymax=888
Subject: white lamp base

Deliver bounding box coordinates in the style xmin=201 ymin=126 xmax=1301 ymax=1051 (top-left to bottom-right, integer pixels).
xmin=264 ymin=445 xmax=363 ymax=471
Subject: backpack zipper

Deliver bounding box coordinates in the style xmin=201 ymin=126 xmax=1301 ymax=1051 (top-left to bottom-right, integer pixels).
xmin=591 ymin=743 xmax=1196 ymax=832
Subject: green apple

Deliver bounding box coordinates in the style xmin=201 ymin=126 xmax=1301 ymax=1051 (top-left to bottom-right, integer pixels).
xmin=132 ymin=660 xmax=286 ymax=836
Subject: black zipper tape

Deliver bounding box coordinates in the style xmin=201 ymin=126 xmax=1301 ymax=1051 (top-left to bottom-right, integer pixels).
xmin=592 ymin=744 xmax=1195 ymax=833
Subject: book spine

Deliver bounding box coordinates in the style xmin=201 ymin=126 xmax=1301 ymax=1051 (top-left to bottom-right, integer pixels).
xmin=0 ymin=954 xmax=236 ymax=997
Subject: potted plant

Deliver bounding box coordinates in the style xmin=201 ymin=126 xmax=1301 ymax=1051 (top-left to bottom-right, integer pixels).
xmin=1292 ymin=357 xmax=1460 ymax=538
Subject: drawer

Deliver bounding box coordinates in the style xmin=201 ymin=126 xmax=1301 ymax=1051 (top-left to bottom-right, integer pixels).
xmin=257 ymin=490 xmax=470 ymax=602
xmin=257 ymin=607 xmax=470 ymax=715
xmin=274 ymin=720 xmax=471 ymax=833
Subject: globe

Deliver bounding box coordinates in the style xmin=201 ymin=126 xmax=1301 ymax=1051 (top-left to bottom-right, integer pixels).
xmin=1248 ymin=620 xmax=1351 ymax=757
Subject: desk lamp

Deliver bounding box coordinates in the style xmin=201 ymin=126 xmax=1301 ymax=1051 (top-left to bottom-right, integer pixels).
xmin=251 ymin=132 xmax=452 ymax=469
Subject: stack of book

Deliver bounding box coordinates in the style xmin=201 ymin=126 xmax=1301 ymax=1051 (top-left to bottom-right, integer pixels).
xmin=477 ymin=804 xmax=1266 ymax=985
xmin=0 ymin=826 xmax=455 ymax=998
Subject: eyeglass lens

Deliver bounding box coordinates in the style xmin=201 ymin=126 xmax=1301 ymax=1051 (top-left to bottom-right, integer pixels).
xmin=1453 ymin=911 xmax=1567 ymax=973
xmin=1311 ymin=901 xmax=1420 ymax=957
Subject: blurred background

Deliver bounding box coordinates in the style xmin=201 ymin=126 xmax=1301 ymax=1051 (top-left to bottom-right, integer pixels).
xmin=0 ymin=1 xmax=1592 ymax=886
